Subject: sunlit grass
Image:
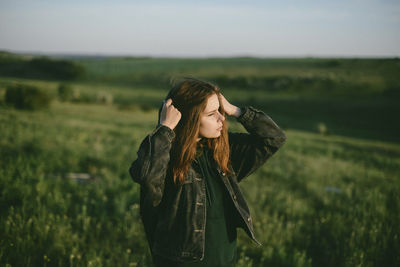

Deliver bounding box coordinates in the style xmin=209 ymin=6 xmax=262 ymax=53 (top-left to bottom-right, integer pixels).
xmin=1 ymin=97 xmax=399 ymax=266
xmin=1 ymin=56 xmax=399 ymax=266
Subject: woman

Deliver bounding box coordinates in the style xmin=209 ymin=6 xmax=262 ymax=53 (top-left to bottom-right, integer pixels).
xmin=129 ymin=78 xmax=286 ymax=266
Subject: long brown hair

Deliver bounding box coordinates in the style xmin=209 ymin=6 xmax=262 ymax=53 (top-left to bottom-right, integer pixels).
xmin=165 ymin=78 xmax=231 ymax=184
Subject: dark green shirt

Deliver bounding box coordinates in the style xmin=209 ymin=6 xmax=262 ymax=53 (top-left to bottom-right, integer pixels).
xmin=153 ymin=142 xmax=238 ymax=267
xmin=185 ymin=142 xmax=237 ymax=266
xmin=154 ymin=141 xmax=237 ymax=267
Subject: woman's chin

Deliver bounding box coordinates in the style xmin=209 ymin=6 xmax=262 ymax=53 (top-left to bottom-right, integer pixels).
xmin=214 ymin=132 xmax=222 ymax=138
xmin=199 ymin=130 xmax=222 ymax=139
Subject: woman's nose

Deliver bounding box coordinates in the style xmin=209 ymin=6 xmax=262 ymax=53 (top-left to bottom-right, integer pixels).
xmin=218 ymin=112 xmax=225 ymax=121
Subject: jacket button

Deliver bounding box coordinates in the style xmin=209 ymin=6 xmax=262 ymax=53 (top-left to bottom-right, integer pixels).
xmin=247 ymin=217 xmax=251 ymax=222
xmin=233 ymin=195 xmax=237 ymax=200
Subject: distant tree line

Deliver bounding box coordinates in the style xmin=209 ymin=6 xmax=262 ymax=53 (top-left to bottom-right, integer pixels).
xmin=0 ymin=53 xmax=86 ymax=80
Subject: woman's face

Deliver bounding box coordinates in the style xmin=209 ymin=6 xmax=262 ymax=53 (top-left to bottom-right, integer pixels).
xmin=198 ymin=94 xmax=225 ymax=140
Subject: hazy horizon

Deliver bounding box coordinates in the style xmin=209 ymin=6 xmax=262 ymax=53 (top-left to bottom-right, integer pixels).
xmin=3 ymin=49 xmax=399 ymax=59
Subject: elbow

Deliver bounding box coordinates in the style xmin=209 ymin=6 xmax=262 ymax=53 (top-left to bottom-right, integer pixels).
xmin=264 ymin=130 xmax=286 ymax=150
xmin=129 ymin=166 xmax=162 ymax=207
xmin=276 ymin=132 xmax=287 ymax=148
xmin=129 ymin=161 xmax=142 ymax=185
xmin=280 ymin=130 xmax=287 ymax=145
xmin=145 ymin=183 xmax=163 ymax=207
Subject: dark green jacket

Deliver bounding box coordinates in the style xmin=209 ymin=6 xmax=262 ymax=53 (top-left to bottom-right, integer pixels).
xmin=129 ymin=106 xmax=286 ymax=262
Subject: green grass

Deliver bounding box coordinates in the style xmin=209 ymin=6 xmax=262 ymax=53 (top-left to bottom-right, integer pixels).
xmin=2 ymin=55 xmax=400 ymax=143
xmin=1 ymin=55 xmax=399 ymax=266
xmin=1 ymin=98 xmax=399 ymax=266
xmin=74 ymin=57 xmax=400 ymax=96
xmin=2 ymin=75 xmax=399 ymax=143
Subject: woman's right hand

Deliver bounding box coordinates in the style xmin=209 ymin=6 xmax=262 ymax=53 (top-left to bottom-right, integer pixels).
xmin=159 ymin=99 xmax=181 ymax=130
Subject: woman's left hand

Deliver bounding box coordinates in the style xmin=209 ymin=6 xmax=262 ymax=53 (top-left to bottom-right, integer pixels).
xmin=219 ymin=94 xmax=242 ymax=118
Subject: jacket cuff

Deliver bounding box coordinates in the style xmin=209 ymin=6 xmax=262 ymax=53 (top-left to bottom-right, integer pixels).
xmin=237 ymin=106 xmax=256 ymax=124
xmin=153 ymin=124 xmax=176 ymax=141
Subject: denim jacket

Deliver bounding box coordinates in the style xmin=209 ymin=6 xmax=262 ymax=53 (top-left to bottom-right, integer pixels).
xmin=129 ymin=106 xmax=286 ymax=262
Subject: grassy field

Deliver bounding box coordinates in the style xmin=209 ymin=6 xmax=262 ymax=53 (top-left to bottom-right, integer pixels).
xmin=1 ymin=56 xmax=400 ymax=266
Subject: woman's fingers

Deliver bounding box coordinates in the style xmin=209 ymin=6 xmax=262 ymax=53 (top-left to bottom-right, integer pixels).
xmin=161 ymin=99 xmax=172 ymax=116
xmin=220 ymin=94 xmax=231 ymax=108
xmin=164 ymin=98 xmax=172 ymax=107
xmin=160 ymin=98 xmax=181 ymax=130
xmin=219 ymin=93 xmax=230 ymax=110
xmin=219 ymin=93 xmax=241 ymax=118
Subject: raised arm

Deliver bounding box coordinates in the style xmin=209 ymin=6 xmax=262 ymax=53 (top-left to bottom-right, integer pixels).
xmin=220 ymin=94 xmax=286 ymax=182
xmin=129 ymin=99 xmax=181 ymax=207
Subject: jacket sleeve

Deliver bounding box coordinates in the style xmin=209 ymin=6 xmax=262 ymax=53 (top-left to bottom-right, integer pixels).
xmin=129 ymin=124 xmax=175 ymax=207
xmin=229 ymin=106 xmax=286 ymax=182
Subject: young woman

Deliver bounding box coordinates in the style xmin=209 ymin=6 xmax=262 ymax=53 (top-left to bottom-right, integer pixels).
xmin=129 ymin=78 xmax=286 ymax=266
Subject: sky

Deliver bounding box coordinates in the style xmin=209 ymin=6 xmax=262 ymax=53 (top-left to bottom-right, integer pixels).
xmin=1 ymin=0 xmax=399 ymax=57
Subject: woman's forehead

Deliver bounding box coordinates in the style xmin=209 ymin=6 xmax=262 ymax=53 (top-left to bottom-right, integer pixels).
xmin=203 ymin=94 xmax=220 ymax=113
